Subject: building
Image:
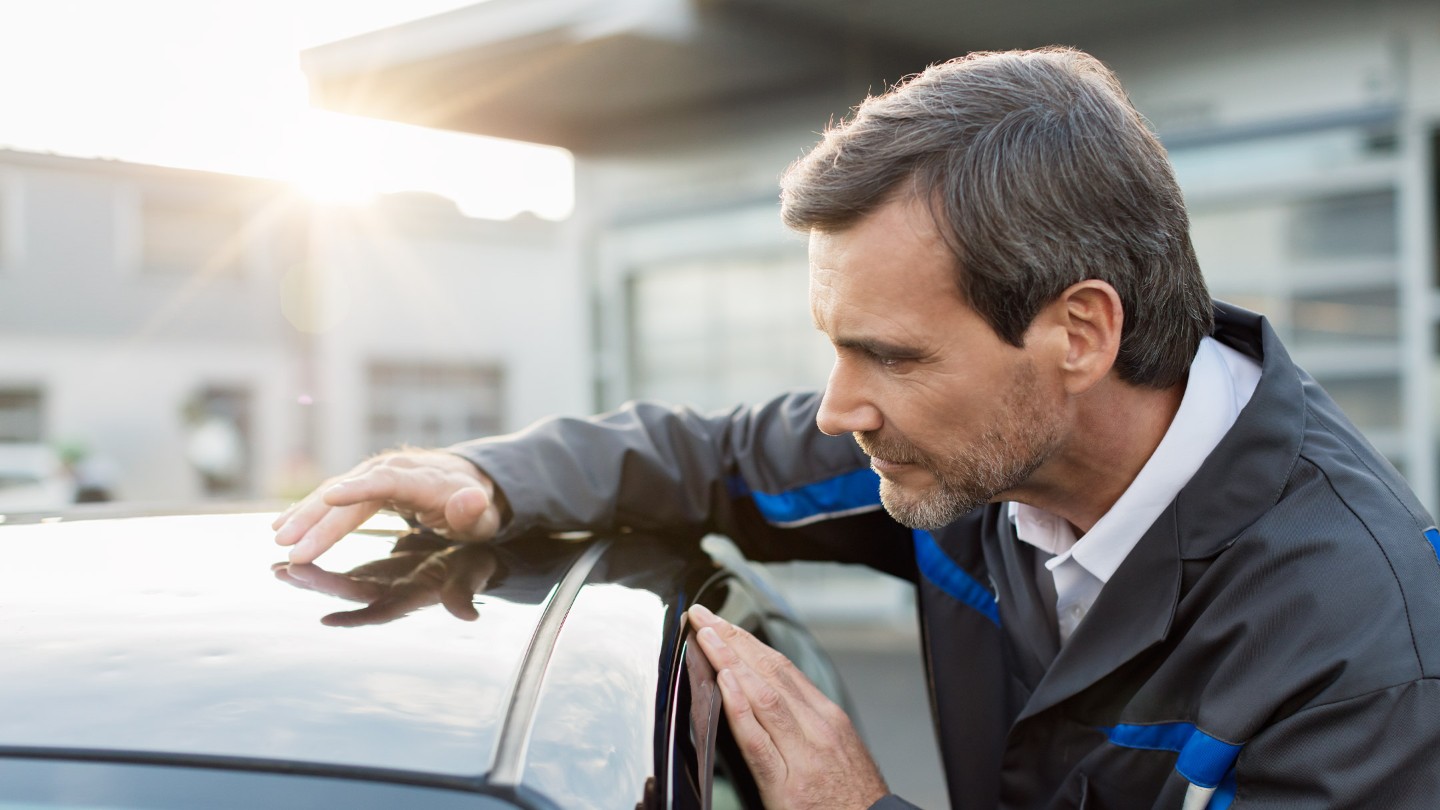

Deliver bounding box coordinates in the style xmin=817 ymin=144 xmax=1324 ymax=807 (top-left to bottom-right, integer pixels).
xmin=0 ymin=149 xmax=586 ymax=505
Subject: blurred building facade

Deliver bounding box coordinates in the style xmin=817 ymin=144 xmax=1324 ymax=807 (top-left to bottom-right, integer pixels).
xmin=302 ymin=0 xmax=1440 ymax=624
xmin=0 ymin=149 xmax=587 ymax=506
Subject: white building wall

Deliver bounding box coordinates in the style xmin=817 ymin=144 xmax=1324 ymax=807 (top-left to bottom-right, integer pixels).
xmin=0 ymin=151 xmax=586 ymax=507
xmin=306 ymin=203 xmax=589 ymax=475
xmin=0 ymin=337 xmax=298 ymax=502
xmin=0 ymin=152 xmax=307 ymax=506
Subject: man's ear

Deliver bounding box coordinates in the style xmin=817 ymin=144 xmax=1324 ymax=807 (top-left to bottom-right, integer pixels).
xmin=1039 ymin=280 xmax=1123 ymax=396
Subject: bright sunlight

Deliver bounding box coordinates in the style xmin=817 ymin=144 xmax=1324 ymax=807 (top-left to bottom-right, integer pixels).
xmin=0 ymin=0 xmax=573 ymax=220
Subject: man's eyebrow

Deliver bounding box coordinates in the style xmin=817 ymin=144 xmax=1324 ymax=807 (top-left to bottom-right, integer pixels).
xmin=831 ymin=336 xmax=927 ymax=359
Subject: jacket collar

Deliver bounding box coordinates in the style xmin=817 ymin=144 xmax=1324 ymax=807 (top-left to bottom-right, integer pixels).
xmin=1175 ymin=303 xmax=1304 ymax=560
xmin=1013 ymin=302 xmax=1304 ymax=722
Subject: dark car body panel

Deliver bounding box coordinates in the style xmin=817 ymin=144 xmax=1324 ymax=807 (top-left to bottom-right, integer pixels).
xmin=0 ymin=759 xmax=521 ymax=810
xmin=0 ymin=511 xmax=750 ymax=809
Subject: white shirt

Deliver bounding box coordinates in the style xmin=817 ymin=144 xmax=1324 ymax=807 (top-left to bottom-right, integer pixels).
xmin=1009 ymin=337 xmax=1262 ymax=643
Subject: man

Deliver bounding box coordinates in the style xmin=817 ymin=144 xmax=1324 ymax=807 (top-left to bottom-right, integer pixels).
xmin=275 ymin=48 xmax=1440 ymax=808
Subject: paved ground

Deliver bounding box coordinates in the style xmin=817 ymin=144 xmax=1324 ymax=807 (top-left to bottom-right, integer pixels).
xmin=813 ymin=623 xmax=950 ymax=808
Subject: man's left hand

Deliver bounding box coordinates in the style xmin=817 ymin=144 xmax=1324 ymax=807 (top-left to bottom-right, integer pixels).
xmin=687 ymin=603 xmax=889 ymax=810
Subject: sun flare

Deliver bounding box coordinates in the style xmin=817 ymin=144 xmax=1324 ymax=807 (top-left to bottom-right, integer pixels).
xmin=0 ymin=0 xmax=573 ymax=222
xmin=286 ymin=109 xmax=575 ymax=220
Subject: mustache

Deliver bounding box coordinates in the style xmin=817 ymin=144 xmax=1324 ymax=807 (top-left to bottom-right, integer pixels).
xmin=854 ymin=432 xmax=924 ymax=465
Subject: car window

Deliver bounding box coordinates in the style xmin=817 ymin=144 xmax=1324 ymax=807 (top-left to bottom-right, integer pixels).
xmin=675 ymin=635 xmax=763 ymax=810
xmin=674 ymin=575 xmax=837 ymax=810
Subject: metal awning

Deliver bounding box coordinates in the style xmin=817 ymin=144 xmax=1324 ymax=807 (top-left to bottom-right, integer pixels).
xmin=301 ymin=0 xmax=1208 ymax=151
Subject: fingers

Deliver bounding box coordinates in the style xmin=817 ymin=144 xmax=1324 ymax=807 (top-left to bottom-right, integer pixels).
xmin=284 ymin=502 xmax=382 ymax=564
xmin=693 ymin=619 xmax=795 ymax=794
xmin=689 ymin=604 xmax=823 ymax=704
xmin=273 ymin=462 xmax=382 ymax=552
xmin=715 ymin=667 xmax=788 ymax=786
xmin=272 ymin=458 xmax=383 ymax=532
xmin=272 ymin=450 xmax=500 ymax=564
xmin=687 ymin=603 xmax=889 ymax=810
xmin=690 ymin=605 xmax=815 ymax=744
xmin=445 ymin=487 xmax=501 ymax=540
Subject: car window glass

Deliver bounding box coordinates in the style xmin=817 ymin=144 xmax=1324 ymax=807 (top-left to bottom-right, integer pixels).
xmin=666 ymin=577 xmax=767 ymax=810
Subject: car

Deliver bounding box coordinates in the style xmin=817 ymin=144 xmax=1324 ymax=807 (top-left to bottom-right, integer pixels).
xmin=0 ymin=507 xmax=853 ymax=809
xmin=0 ymin=443 xmax=74 ymax=511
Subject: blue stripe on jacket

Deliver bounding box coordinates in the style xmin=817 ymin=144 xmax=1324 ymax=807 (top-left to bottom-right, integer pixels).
xmin=733 ymin=467 xmax=883 ymax=526
xmin=913 ymin=529 xmax=1000 ymax=626
xmin=1099 ymin=722 xmax=1243 ymax=805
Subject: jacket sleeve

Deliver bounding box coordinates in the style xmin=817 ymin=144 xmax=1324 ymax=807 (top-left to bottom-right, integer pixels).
xmin=1222 ymin=677 xmax=1440 ymax=806
xmin=448 ymin=391 xmax=916 ymax=578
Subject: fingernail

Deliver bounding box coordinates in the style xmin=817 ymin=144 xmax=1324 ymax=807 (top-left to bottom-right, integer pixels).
xmin=289 ymin=537 xmax=314 ymax=563
xmin=688 ymin=604 xmax=716 ymax=622
xmin=698 ymin=626 xmax=725 ymax=647
xmin=718 ymin=669 xmax=739 ymax=694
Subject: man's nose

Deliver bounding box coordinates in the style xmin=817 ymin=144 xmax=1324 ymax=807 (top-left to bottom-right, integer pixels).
xmin=816 ymin=362 xmax=882 ymax=436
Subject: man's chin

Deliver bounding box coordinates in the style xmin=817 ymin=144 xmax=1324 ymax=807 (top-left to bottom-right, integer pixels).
xmin=878 ymin=479 xmax=973 ymax=530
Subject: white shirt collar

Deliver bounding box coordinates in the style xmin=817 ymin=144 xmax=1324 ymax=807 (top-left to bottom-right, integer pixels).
xmin=1010 ymin=336 xmax=1261 ymax=584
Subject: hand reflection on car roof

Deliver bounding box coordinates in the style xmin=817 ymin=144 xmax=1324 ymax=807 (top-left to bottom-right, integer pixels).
xmin=273 ymin=531 xmax=505 ymax=627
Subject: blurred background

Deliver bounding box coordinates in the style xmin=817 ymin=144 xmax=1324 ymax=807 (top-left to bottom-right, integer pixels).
xmin=2 ymin=1 xmax=1438 ymax=804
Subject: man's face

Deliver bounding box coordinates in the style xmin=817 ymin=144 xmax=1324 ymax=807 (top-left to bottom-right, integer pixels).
xmin=809 ymin=196 xmax=1067 ymax=529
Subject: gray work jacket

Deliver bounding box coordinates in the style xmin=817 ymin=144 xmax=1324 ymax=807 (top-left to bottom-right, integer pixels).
xmin=455 ymin=303 xmax=1440 ymax=808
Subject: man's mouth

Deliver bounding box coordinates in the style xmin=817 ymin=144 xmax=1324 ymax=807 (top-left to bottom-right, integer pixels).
xmin=856 ymin=433 xmax=920 ymax=468
xmin=870 ymin=456 xmax=914 ymax=474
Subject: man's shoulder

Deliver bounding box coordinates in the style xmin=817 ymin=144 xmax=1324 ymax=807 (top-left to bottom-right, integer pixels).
xmin=1209 ymin=423 xmax=1440 ymax=685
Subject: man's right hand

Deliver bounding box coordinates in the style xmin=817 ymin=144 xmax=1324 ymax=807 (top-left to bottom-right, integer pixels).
xmin=272 ymin=449 xmax=504 ymax=564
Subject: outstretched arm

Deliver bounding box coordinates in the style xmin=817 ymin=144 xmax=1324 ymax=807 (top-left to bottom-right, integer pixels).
xmin=273 ymin=392 xmax=909 ymax=578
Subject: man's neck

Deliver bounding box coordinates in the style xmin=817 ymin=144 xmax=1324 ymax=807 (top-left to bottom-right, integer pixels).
xmin=1006 ymin=375 xmax=1187 ymax=536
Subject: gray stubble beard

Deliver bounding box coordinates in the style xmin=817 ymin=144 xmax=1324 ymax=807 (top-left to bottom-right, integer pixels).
xmin=867 ymin=363 xmax=1061 ymax=530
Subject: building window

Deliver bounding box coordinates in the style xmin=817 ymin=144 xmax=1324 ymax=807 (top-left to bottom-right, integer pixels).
xmin=627 ymin=258 xmax=912 ymax=626
xmin=366 ymin=362 xmax=504 ymax=453
xmin=627 ymin=254 xmax=830 ymax=410
xmin=183 ymin=385 xmax=252 ymax=497
xmin=1179 ymin=126 xmax=1405 ymax=464
xmin=0 ymin=388 xmax=43 ymax=443
xmin=141 ymin=188 xmax=246 ymax=278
